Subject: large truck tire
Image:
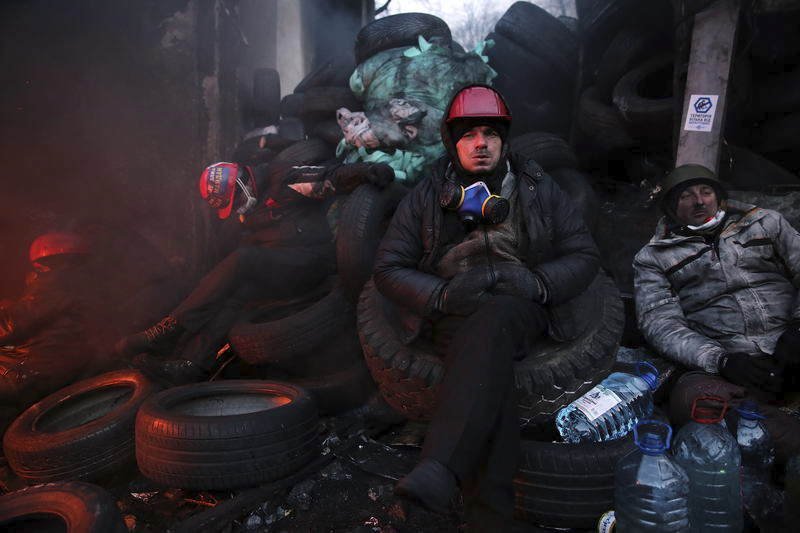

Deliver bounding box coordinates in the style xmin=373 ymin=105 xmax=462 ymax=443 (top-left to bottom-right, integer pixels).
xmin=357 ymin=273 xmax=623 ymax=428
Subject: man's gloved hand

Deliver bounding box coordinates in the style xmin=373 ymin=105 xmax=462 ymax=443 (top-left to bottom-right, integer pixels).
xmin=773 ymin=321 xmax=800 ymax=367
xmin=718 ymin=352 xmax=783 ymax=394
xmin=363 ymin=162 xmax=395 ymax=188
xmin=330 ymin=162 xmax=395 ymax=191
xmin=435 ymin=265 xmax=496 ymax=316
xmin=493 ymin=263 xmax=546 ymax=303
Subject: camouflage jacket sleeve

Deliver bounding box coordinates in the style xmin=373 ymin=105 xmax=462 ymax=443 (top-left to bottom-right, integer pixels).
xmin=772 ymin=212 xmax=800 ymax=321
xmin=633 ymin=249 xmax=726 ymax=373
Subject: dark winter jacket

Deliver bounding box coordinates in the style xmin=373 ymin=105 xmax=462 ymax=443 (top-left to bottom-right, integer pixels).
xmin=373 ymin=151 xmax=600 ymax=343
xmin=239 ymin=162 xmax=336 ymax=249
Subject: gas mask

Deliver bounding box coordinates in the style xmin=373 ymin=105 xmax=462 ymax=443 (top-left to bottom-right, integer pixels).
xmin=440 ymin=180 xmax=510 ymax=229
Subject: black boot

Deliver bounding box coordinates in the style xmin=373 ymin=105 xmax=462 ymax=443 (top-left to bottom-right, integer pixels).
xmin=115 ymin=316 xmax=183 ymax=357
xmin=394 ymin=458 xmax=458 ymax=514
xmin=132 ymin=353 xmax=207 ymax=386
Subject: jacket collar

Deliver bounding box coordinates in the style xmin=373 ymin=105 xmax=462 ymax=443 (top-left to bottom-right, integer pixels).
xmin=648 ymin=198 xmax=764 ymax=246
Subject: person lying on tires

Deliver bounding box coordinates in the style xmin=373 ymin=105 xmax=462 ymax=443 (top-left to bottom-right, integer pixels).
xmin=634 ymin=164 xmax=800 ymax=462
xmin=373 ymin=85 xmax=599 ymax=530
xmin=0 ymin=232 xmax=97 ymax=432
xmin=115 ymin=158 xmax=394 ymax=385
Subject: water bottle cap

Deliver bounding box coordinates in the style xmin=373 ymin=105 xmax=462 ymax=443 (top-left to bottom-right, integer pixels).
xmin=736 ymin=400 xmax=766 ymax=420
xmin=633 ymin=420 xmax=672 ymax=455
xmin=691 ymin=395 xmax=728 ymax=424
xmin=635 ymin=361 xmax=659 ymax=390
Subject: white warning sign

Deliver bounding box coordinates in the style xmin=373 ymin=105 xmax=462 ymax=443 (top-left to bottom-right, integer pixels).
xmin=684 ymin=94 xmax=719 ymax=132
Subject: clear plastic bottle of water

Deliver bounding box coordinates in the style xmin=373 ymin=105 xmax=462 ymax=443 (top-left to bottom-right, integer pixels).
xmin=556 ymin=361 xmax=658 ymax=443
xmin=673 ymin=396 xmax=742 ymax=532
xmin=736 ymin=401 xmax=776 ymax=517
xmin=615 ymin=420 xmax=690 ymax=532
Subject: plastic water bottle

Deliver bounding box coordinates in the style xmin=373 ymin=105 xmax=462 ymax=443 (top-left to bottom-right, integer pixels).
xmin=556 ymin=361 xmax=658 ymax=443
xmin=615 ymin=420 xmax=690 ymax=532
xmin=673 ymin=396 xmax=742 ymax=532
xmin=736 ymin=401 xmax=776 ymax=518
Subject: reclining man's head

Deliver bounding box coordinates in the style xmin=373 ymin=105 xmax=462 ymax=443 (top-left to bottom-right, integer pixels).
xmin=661 ymin=164 xmax=727 ymax=227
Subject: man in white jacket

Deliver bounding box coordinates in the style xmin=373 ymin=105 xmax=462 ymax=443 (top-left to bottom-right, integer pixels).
xmin=634 ymin=163 xmax=800 ymax=460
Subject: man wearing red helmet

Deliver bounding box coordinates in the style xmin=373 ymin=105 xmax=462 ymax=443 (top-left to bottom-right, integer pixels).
xmin=0 ymin=232 xmax=96 ymax=430
xmin=116 ymin=158 xmax=394 ymax=384
xmin=373 ymin=85 xmax=599 ymax=528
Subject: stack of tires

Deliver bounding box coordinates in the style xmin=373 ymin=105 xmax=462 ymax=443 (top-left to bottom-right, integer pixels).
xmin=509 ymin=132 xmax=599 ymax=231
xmin=278 ymin=56 xmax=359 ymax=152
xmin=0 ymin=370 xmax=325 ymax=496
xmin=743 ymin=6 xmax=800 ymax=176
xmin=229 ymin=58 xmax=395 ymax=416
xmin=573 ymin=0 xmax=675 ymax=171
xmin=228 ymin=277 xmax=375 ymax=415
xmin=486 ymin=2 xmax=578 ymax=139
xmin=234 ymin=63 xmax=349 ymax=170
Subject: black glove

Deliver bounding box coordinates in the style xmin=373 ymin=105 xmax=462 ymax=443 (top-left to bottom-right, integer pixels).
xmin=773 ymin=322 xmax=800 ymax=367
xmin=363 ymin=163 xmax=395 ymax=188
xmin=331 ymin=162 xmax=394 ymax=191
xmin=493 ymin=263 xmax=546 ymax=303
xmin=436 ymin=265 xmax=496 ymax=316
xmin=718 ymin=352 xmax=783 ymax=394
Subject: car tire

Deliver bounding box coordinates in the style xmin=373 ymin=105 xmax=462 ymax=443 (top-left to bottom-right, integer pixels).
xmin=135 ymin=380 xmax=320 ymax=490
xmin=301 ymin=86 xmax=361 ymax=118
xmin=0 ymin=481 xmax=127 ymax=532
xmin=274 ymin=138 xmax=334 ymax=165
xmin=612 ymin=54 xmax=674 ymax=141
xmin=336 ymin=183 xmax=409 ymax=302
xmin=252 ymin=68 xmax=281 ymax=127
xmin=514 ymin=434 xmax=636 ymax=529
xmin=3 ymin=370 xmax=159 ymax=484
xmin=509 ymin=132 xmax=578 ymax=172
xmin=228 ymin=282 xmax=354 ymax=367
xmin=494 ymin=2 xmax=578 ymax=83
xmin=577 ymin=86 xmax=637 ymax=152
xmin=354 ymin=13 xmax=452 ymax=64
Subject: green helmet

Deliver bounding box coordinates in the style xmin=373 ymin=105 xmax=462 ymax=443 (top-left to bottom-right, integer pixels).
xmin=660 ymin=163 xmax=726 ymax=215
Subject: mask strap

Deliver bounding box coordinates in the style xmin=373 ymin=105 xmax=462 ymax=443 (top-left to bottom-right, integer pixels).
xmin=236 ymin=176 xmax=257 ymax=215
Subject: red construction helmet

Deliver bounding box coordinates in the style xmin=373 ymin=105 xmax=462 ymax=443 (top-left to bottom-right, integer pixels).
xmin=29 ymin=232 xmax=89 ymax=266
xmin=198 ymin=162 xmax=253 ymax=220
xmin=445 ymin=85 xmax=512 ymax=124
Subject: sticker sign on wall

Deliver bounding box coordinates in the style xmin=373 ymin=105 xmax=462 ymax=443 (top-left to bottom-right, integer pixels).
xmin=684 ymin=94 xmax=719 ymax=132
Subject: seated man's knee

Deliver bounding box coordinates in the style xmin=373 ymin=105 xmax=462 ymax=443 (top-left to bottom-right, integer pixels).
xmin=668 ymin=371 xmax=746 ymax=426
xmin=483 ymin=295 xmax=545 ymax=325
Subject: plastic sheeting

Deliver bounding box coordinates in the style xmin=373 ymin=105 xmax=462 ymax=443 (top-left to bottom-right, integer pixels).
xmin=337 ymin=36 xmax=496 ymax=182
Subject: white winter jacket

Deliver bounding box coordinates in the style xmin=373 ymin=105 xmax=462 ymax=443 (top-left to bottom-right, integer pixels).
xmin=633 ymin=200 xmax=800 ymax=373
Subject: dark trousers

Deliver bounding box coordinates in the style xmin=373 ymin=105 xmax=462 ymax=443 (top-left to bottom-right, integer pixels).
xmin=171 ymin=244 xmax=334 ymax=369
xmin=669 ymin=371 xmax=800 ymax=463
xmin=422 ymin=295 xmax=548 ymax=518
